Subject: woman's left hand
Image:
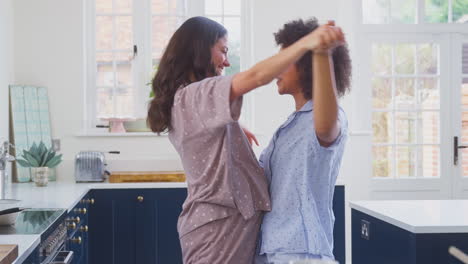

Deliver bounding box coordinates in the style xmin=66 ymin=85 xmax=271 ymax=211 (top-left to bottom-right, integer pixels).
xmin=242 ymin=127 xmax=259 ymax=146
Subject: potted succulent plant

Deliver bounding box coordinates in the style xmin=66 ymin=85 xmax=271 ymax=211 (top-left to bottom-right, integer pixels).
xmin=15 ymin=141 xmax=62 ymax=186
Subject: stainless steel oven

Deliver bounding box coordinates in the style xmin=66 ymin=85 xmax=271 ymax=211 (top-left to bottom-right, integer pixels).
xmin=39 ymin=221 xmax=73 ymax=264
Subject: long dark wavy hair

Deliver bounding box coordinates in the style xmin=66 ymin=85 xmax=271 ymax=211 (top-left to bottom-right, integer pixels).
xmin=147 ymin=17 xmax=227 ymax=133
xmin=274 ymin=18 xmax=352 ymax=99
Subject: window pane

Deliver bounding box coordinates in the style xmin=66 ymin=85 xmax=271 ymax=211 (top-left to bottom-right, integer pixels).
xmin=116 ymin=16 xmax=133 ymax=50
xmin=208 ymin=16 xmax=223 ymax=24
xmin=152 ymin=0 xmax=169 ymax=14
xmin=463 ymin=43 xmax=468 ymax=74
xmin=114 ymin=88 xmax=134 ymax=117
xmin=223 ymin=17 xmax=241 ymax=75
xmin=168 ymin=0 xmax=186 ymax=15
xmin=96 ymin=88 xmax=114 ymax=118
xmin=395 ymin=78 xmax=415 ymax=109
xmin=390 ymin=0 xmax=416 ymax=23
xmin=115 ymin=52 xmax=133 ymax=86
xmin=205 ymin=0 xmax=223 ymax=15
xmin=396 ymin=146 xmax=416 ymax=177
xmin=224 ymin=0 xmax=241 ymax=16
xmin=115 ymin=0 xmax=132 ymax=13
xmin=420 ymin=146 xmax=439 ymax=177
xmin=462 ymin=148 xmax=468 ymax=177
xmin=425 ymin=0 xmax=449 ymax=23
xmin=372 ymin=44 xmax=392 ymax=75
xmin=373 ymin=146 xmax=394 ymax=177
xmin=462 ymin=112 xmax=468 ymax=142
xmin=96 ymin=16 xmax=113 ymax=50
xmin=96 ymin=0 xmax=113 ymax=13
xmin=418 ymin=78 xmax=439 ymax=109
xmin=395 ymin=111 xmax=416 ymax=144
xmin=417 ymin=43 xmax=438 ymax=74
xmin=151 ymin=16 xmax=178 ymax=63
xmin=372 ymin=112 xmax=393 ymax=143
xmin=453 ymin=0 xmax=468 ymax=23
xmin=96 ymin=53 xmax=114 ymax=86
xmin=96 ymin=88 xmax=135 ymax=118
xmin=419 ymin=111 xmax=440 ymax=144
xmin=362 ymin=0 xmax=390 ymax=24
xmin=462 ymin=78 xmax=468 ymax=108
xmin=372 ymin=78 xmax=392 ymax=109
xmin=395 ymin=44 xmax=415 ymax=74
xmin=461 ymin=112 xmax=468 ymax=177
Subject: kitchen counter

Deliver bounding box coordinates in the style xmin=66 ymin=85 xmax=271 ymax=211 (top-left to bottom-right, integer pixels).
xmin=3 ymin=179 xmax=345 ymax=263
xmin=350 ymin=200 xmax=468 ymax=264
xmin=7 ymin=181 xmax=188 ymax=211
xmin=350 ymin=200 xmax=468 ymax=233
xmin=2 ymin=181 xmax=187 ymax=264
xmin=0 ymin=236 xmax=38 ymax=264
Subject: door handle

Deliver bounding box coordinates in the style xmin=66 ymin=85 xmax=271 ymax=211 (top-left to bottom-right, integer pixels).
xmin=454 ymin=136 xmax=468 ymax=165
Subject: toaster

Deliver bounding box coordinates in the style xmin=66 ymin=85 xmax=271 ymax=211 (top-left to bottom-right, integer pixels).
xmin=74 ymin=151 xmax=116 ymax=182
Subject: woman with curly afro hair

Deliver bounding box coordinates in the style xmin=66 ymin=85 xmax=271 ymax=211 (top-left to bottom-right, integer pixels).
xmin=255 ymin=18 xmax=352 ymax=264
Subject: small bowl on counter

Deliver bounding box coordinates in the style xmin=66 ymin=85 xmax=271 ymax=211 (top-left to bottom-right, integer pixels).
xmin=0 ymin=199 xmax=22 ymax=226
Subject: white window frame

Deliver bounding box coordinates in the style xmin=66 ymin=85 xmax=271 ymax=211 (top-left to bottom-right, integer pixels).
xmin=355 ymin=0 xmax=468 ymax=195
xmin=82 ymin=0 xmax=253 ymax=135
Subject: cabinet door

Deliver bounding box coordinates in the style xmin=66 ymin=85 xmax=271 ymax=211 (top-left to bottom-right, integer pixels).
xmin=88 ymin=189 xmax=187 ymax=264
xmin=88 ymin=190 xmax=136 ymax=264
xmin=134 ymin=188 xmax=187 ymax=264
xmin=333 ymin=185 xmax=345 ymax=264
xmin=113 ymin=190 xmax=137 ymax=264
xmin=88 ymin=190 xmax=112 ymax=264
xmin=154 ymin=188 xmax=187 ymax=264
xmin=134 ymin=191 xmax=157 ymax=264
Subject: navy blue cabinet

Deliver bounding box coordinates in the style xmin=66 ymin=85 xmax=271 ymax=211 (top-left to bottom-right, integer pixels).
xmin=66 ymin=193 xmax=91 ymax=264
xmin=333 ymin=185 xmax=345 ymax=264
xmin=87 ymin=187 xmax=344 ymax=264
xmin=352 ymin=209 xmax=468 ymax=264
xmin=88 ymin=188 xmax=187 ymax=264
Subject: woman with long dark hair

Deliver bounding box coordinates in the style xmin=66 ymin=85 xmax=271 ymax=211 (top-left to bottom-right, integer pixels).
xmin=147 ymin=16 xmax=344 ymax=264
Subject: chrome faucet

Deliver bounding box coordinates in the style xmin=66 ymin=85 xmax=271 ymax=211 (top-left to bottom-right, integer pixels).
xmin=0 ymin=141 xmax=15 ymax=200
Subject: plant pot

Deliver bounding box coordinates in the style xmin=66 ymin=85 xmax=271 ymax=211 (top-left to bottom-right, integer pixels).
xmin=32 ymin=167 xmax=49 ymax=187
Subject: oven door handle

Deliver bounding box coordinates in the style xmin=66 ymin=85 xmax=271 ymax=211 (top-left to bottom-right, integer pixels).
xmin=50 ymin=250 xmax=74 ymax=264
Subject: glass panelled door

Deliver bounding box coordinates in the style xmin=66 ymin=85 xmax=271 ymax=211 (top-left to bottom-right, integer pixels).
xmin=453 ymin=34 xmax=468 ymax=198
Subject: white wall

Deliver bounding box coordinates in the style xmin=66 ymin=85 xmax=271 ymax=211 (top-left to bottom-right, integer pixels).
xmin=0 ymin=0 xmax=14 ymax=181
xmin=0 ymin=0 xmax=14 ymax=142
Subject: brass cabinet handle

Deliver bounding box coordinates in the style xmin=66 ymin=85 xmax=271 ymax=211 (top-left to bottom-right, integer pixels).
xmin=80 ymin=225 xmax=89 ymax=232
xmin=74 ymin=208 xmax=87 ymax=214
xmin=66 ymin=216 xmax=80 ymax=224
xmin=82 ymin=198 xmax=95 ymax=205
xmin=137 ymin=196 xmax=144 ymax=202
xmin=71 ymin=236 xmax=82 ymax=244
xmin=67 ymin=222 xmax=76 ymax=230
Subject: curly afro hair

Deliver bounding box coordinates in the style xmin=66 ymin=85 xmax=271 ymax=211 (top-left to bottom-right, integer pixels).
xmin=274 ymin=17 xmax=352 ymax=99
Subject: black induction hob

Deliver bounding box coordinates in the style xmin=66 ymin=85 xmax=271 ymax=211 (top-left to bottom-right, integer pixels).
xmin=0 ymin=209 xmax=66 ymax=239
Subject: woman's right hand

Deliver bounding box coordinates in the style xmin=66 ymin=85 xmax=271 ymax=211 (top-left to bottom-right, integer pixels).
xmin=301 ymin=21 xmax=345 ymax=53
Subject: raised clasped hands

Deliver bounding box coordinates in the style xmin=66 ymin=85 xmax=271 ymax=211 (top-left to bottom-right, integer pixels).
xmin=302 ymin=20 xmax=345 ymax=54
